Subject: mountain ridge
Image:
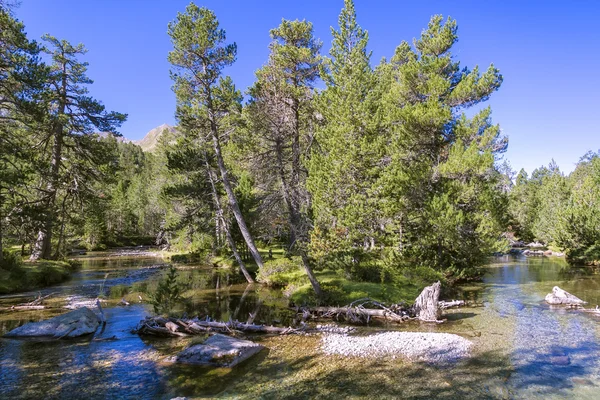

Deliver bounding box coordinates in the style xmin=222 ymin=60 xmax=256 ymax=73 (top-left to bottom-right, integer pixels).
xmin=132 ymin=123 xmax=176 ymax=152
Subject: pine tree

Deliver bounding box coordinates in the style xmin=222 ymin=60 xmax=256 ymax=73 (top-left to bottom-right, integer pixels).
xmin=167 ymin=3 xmax=264 ymax=271
xmin=377 ymin=16 xmax=507 ymax=277
xmin=0 ymin=5 xmax=45 ymax=264
xmin=30 ymin=35 xmax=126 ymax=260
xmin=307 ymin=0 xmax=382 ymax=277
xmin=245 ymin=18 xmax=323 ymax=297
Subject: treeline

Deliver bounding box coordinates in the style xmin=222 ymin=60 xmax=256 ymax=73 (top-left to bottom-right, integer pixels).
xmin=1 ymin=3 xmax=127 ymax=264
xmin=3 ymin=0 xmax=596 ymax=297
xmin=509 ymin=154 xmax=600 ymax=265
xmin=1 ymin=0 xmax=509 ymax=292
xmin=159 ymin=0 xmax=510 ymax=295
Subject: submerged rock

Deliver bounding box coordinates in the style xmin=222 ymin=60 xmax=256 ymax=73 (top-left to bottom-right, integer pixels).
xmin=165 ymin=334 xmax=264 ymax=367
xmin=4 ymin=307 xmax=101 ymax=339
xmin=545 ymin=286 xmax=587 ymax=305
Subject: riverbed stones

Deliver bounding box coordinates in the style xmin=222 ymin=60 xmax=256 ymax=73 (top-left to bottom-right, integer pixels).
xmin=321 ymin=331 xmax=472 ymax=363
xmin=545 ymin=286 xmax=587 ymax=305
xmin=4 ymin=307 xmax=101 ymax=339
xmin=165 ymin=334 xmax=264 ymax=367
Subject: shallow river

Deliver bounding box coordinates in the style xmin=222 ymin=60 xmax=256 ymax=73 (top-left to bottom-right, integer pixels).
xmin=1 ymin=253 xmax=599 ymax=399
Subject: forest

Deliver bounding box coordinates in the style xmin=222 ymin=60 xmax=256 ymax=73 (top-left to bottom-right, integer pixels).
xmin=1 ymin=0 xmax=599 ymax=300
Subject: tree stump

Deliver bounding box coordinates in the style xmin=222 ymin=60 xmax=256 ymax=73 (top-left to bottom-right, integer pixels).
xmin=413 ymin=281 xmax=441 ymax=321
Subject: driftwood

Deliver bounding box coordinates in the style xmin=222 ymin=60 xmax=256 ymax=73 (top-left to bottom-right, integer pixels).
xmin=301 ymin=282 xmax=460 ymax=324
xmin=305 ymin=298 xmax=412 ymax=324
xmin=134 ymin=316 xmax=303 ymax=337
xmin=0 ymin=305 xmax=47 ymax=311
xmin=0 ymin=292 xmax=57 ymax=311
xmin=439 ymin=300 xmax=466 ymax=309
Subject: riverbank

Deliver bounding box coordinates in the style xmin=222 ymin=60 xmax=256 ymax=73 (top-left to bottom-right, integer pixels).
xmin=0 ymin=257 xmax=80 ymax=295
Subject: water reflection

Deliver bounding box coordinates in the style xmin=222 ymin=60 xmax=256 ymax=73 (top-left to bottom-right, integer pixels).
xmin=1 ymin=254 xmax=600 ymax=399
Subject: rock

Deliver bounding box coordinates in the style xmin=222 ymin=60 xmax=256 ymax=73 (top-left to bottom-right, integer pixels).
xmin=545 ymin=286 xmax=587 ymax=305
xmin=165 ymin=334 xmax=264 ymax=367
xmin=4 ymin=307 xmax=101 ymax=339
xmin=550 ymin=355 xmax=571 ymax=365
xmin=527 ymin=241 xmax=545 ymax=248
xmin=543 ymin=250 xmax=553 ymax=256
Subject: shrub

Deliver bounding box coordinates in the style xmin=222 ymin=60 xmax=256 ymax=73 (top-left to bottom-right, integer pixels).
xmin=132 ymin=280 xmax=149 ymax=293
xmin=1 ymin=251 xmax=23 ymax=273
xmin=32 ymin=261 xmax=70 ymax=286
xmin=110 ymin=284 xmax=130 ymax=298
xmin=151 ymin=265 xmax=182 ymax=315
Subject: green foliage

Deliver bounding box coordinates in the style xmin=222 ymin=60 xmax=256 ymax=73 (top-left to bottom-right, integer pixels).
xmin=508 ymin=153 xmax=600 ymax=266
xmin=151 ymin=265 xmax=183 ymax=315
xmin=288 ymin=270 xmax=421 ymax=306
xmin=0 ymin=256 xmax=77 ymax=294
xmin=256 ymin=257 xmax=303 ymax=286
xmin=110 ymin=284 xmax=130 ymax=299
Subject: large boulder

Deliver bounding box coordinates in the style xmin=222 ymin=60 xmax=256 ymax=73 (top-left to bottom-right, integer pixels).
xmin=545 ymin=286 xmax=587 ymax=306
xmin=165 ymin=334 xmax=264 ymax=367
xmin=4 ymin=307 xmax=101 ymax=339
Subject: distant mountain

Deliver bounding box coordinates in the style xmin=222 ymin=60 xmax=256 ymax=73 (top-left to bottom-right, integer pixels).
xmin=133 ymin=123 xmax=177 ymax=152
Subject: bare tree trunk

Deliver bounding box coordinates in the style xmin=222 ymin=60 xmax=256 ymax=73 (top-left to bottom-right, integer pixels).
xmin=208 ymin=121 xmax=264 ymax=270
xmin=275 ymin=139 xmax=322 ymax=298
xmin=204 ymin=154 xmax=254 ymax=283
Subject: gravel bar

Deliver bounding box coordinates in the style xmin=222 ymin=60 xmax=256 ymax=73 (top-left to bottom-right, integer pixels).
xmin=321 ymin=331 xmax=472 ymax=363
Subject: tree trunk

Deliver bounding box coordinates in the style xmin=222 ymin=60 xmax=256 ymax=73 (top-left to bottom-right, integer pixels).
xmin=53 ymin=193 xmax=69 ymax=259
xmin=31 ymin=59 xmax=67 ymax=261
xmin=275 ymin=139 xmax=322 ymax=298
xmin=204 ymin=154 xmax=254 ymax=283
xmin=412 ymin=281 xmax=441 ymax=321
xmin=0 ymin=205 xmax=3 ymax=265
xmin=208 ymin=122 xmax=264 ymax=270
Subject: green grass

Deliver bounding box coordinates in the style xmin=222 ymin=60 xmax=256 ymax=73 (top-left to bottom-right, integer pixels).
xmin=288 ymin=269 xmax=422 ymax=306
xmin=0 ymin=255 xmax=80 ymax=294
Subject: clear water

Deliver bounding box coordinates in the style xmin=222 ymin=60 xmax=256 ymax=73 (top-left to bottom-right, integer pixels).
xmin=1 ymin=253 xmax=599 ymax=399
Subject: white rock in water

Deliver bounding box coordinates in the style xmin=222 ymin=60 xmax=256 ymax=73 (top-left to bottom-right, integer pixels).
xmin=165 ymin=334 xmax=264 ymax=367
xmin=545 ymin=286 xmax=587 ymax=305
xmin=4 ymin=307 xmax=101 ymax=339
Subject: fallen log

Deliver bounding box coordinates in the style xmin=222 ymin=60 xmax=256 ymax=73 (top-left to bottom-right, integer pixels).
xmin=0 ymin=305 xmax=47 ymax=311
xmin=306 ymin=305 xmax=411 ymax=323
xmin=300 ymin=283 xmax=461 ymax=324
xmin=439 ymin=300 xmax=466 ymax=309
xmin=134 ymin=316 xmax=303 ymax=337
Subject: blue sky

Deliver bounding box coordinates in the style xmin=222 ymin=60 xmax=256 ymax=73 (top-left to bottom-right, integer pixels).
xmin=13 ymin=0 xmax=600 ymax=175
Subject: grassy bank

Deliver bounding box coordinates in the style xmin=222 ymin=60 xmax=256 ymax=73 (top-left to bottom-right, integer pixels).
xmin=165 ymin=248 xmax=426 ymax=306
xmin=0 ymin=252 xmax=80 ymax=294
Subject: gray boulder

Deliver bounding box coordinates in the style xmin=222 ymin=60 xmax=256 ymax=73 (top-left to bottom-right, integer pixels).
xmin=545 ymin=286 xmax=587 ymax=306
xmin=4 ymin=307 xmax=101 ymax=339
xmin=165 ymin=334 xmax=264 ymax=367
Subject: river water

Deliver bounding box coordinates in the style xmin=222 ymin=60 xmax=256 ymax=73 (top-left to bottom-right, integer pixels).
xmin=1 ymin=253 xmax=599 ymax=399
